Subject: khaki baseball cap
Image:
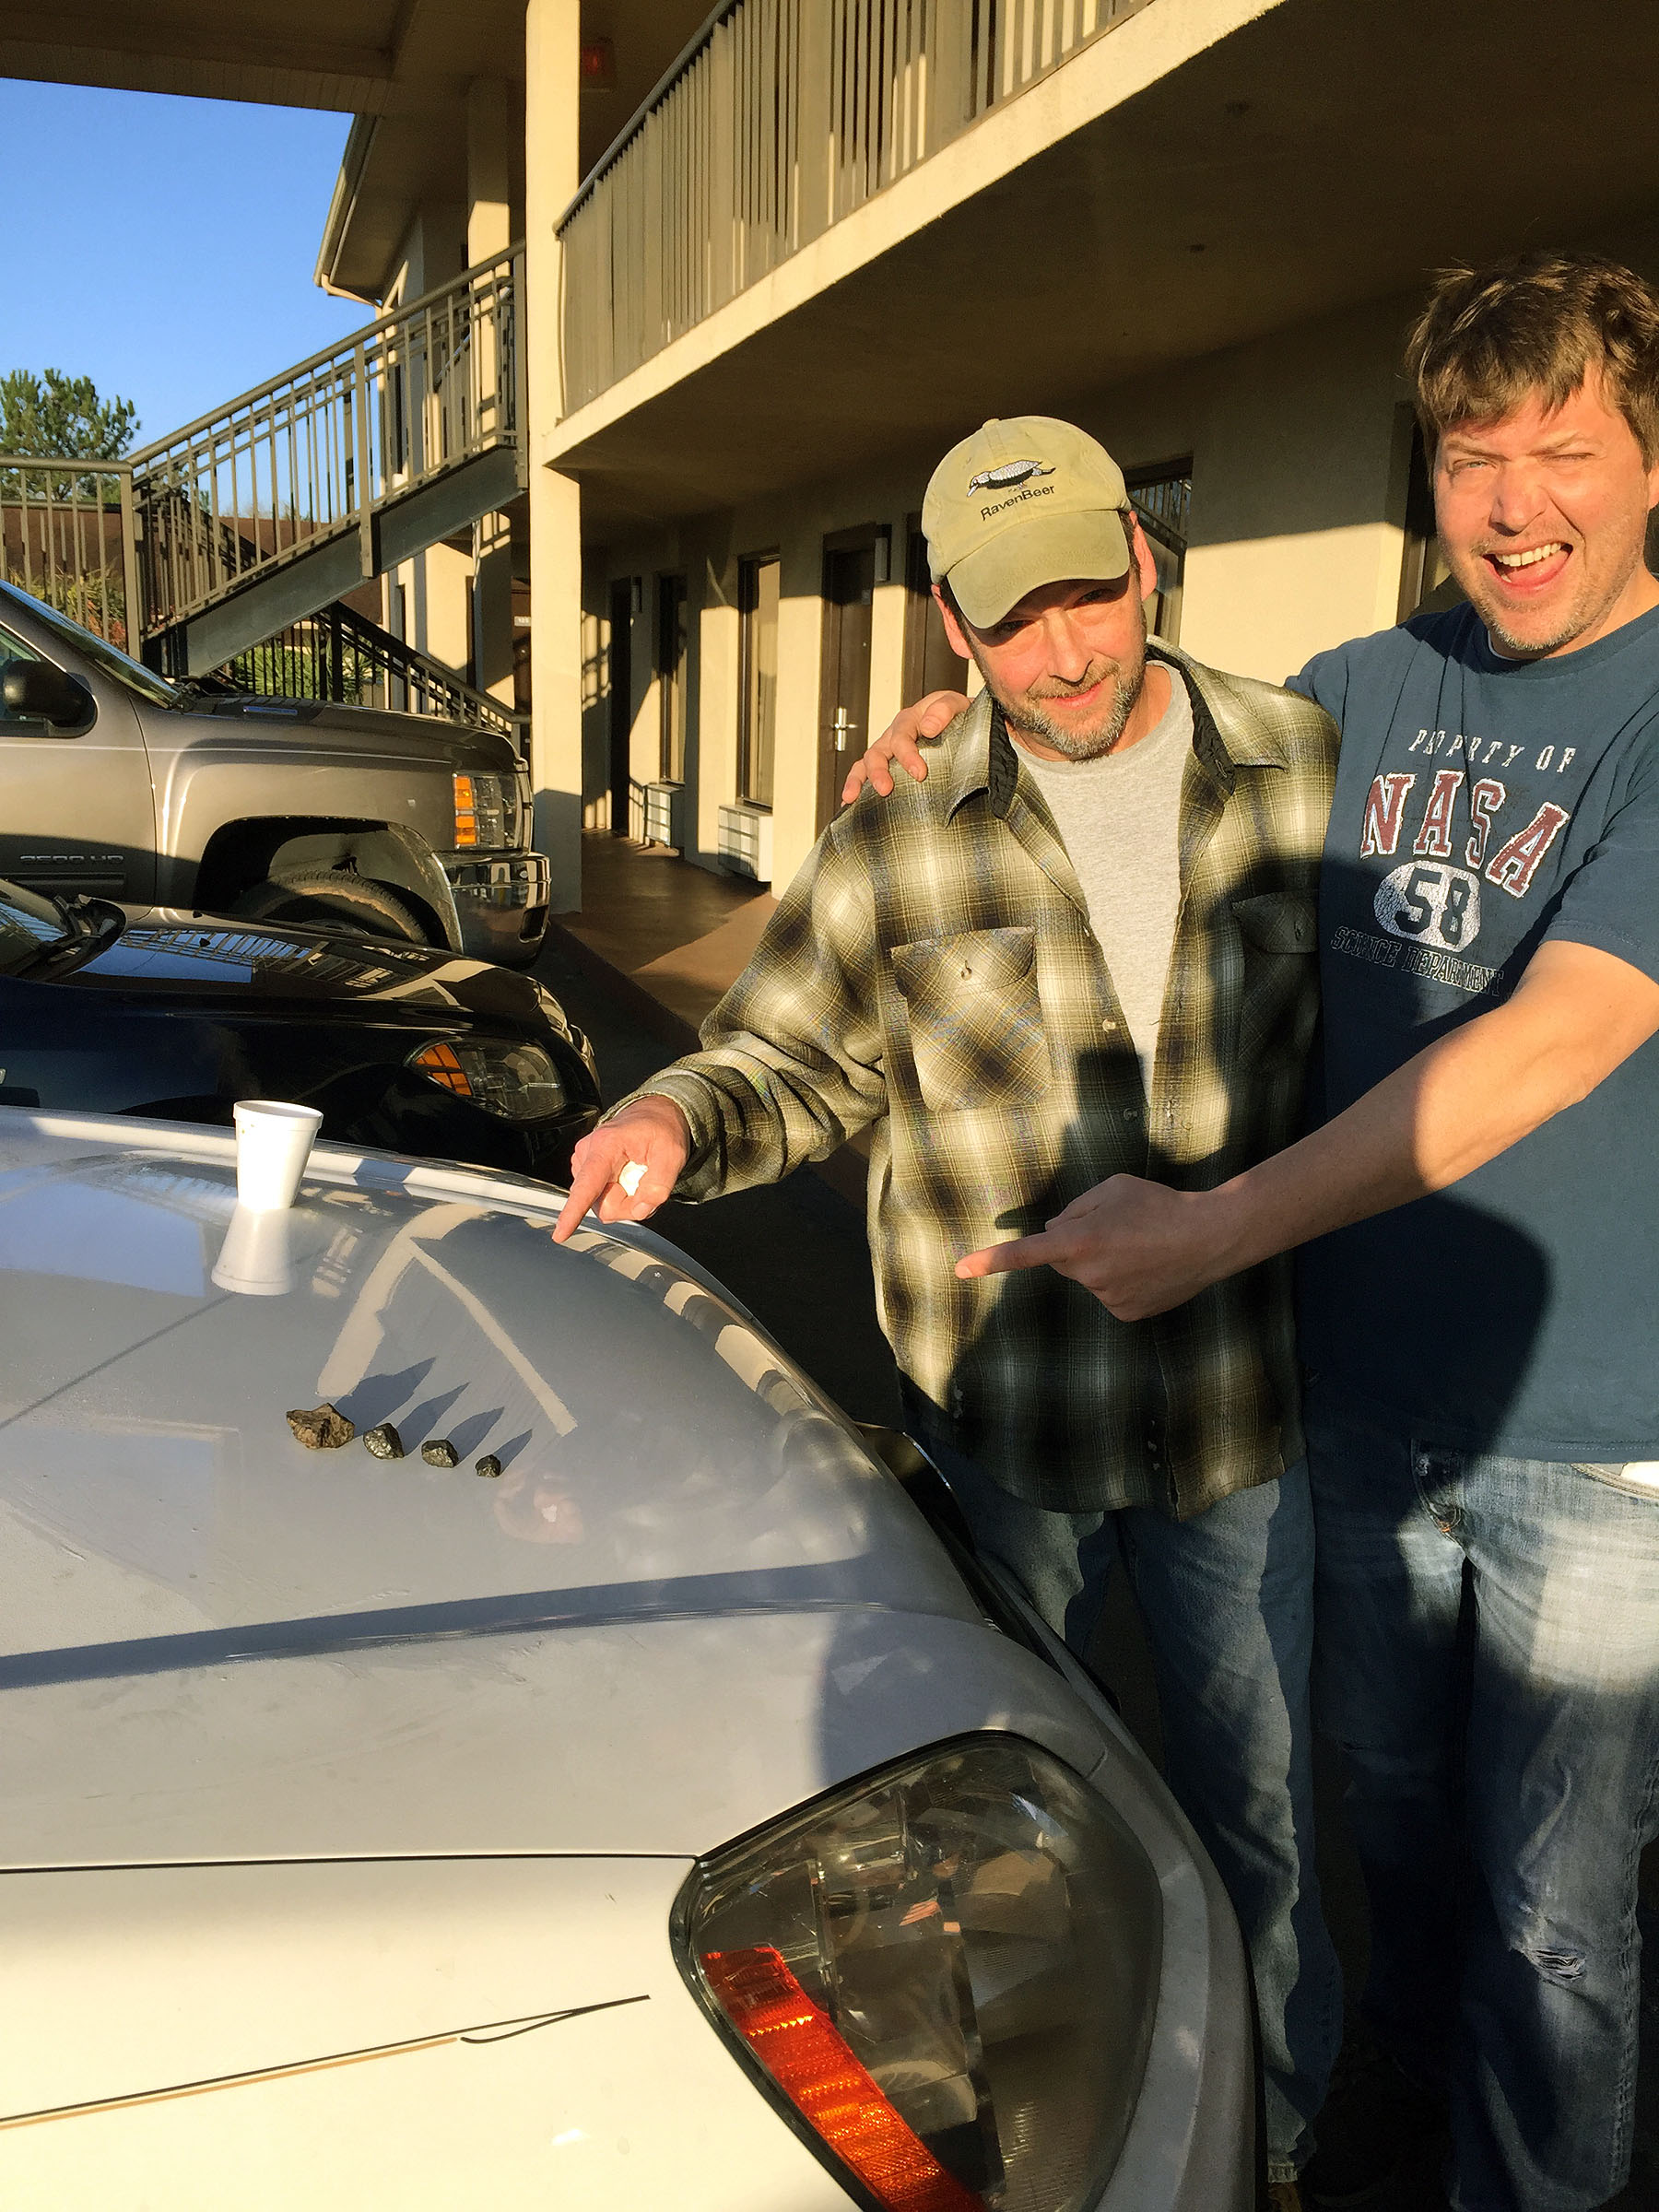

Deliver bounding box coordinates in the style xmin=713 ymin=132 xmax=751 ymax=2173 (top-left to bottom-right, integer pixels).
xmin=922 ymin=415 xmax=1132 ymax=628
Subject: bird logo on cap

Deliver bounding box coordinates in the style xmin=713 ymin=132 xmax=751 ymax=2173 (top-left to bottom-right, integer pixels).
xmin=966 ymin=458 xmax=1055 ymax=495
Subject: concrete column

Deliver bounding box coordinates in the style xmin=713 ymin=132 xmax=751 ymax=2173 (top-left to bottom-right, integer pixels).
xmin=524 ymin=0 xmax=583 ymax=911
xmin=467 ymin=77 xmax=517 ymax=707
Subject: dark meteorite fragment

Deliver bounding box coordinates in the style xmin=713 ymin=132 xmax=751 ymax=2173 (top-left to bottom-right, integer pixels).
xmin=363 ymin=1422 xmax=406 ymax=1461
xmin=475 ymin=1453 xmax=502 ymax=1479
xmin=421 ymin=1438 xmax=460 ymax=1468
xmin=287 ymin=1404 xmax=355 ymax=1450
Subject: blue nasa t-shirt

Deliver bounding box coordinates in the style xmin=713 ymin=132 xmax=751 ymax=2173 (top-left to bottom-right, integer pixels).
xmin=1290 ymin=600 xmax=1659 ymax=1457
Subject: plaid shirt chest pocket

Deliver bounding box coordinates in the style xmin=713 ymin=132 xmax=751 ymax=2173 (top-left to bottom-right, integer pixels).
xmin=1230 ymin=890 xmax=1319 ymax=1068
xmin=890 ymin=926 xmax=1053 ymax=1112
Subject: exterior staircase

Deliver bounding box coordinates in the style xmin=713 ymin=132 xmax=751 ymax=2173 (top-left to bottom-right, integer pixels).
xmin=0 ymin=245 xmax=524 ymax=686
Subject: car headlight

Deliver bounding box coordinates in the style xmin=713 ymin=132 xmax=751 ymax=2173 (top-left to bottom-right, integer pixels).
xmin=674 ymin=1735 xmax=1161 ymax=2212
xmin=409 ymin=1038 xmax=567 ymax=1120
xmin=452 ymin=771 xmax=519 ymax=849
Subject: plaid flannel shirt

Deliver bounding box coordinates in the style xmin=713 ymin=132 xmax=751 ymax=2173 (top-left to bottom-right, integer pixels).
xmin=633 ymin=644 xmax=1337 ymax=1515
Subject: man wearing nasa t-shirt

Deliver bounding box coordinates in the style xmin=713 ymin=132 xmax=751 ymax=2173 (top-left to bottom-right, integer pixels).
xmin=948 ymin=253 xmax=1659 ymax=2210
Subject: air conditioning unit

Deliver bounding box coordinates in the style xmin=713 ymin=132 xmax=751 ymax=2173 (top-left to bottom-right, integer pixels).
xmin=717 ymin=801 xmax=773 ymax=883
xmin=642 ymin=780 xmax=686 ymax=849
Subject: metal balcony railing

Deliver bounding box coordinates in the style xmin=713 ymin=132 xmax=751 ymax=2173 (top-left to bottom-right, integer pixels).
xmin=558 ymin=0 xmax=1155 ymax=411
xmin=1 ymin=244 xmax=525 ymax=678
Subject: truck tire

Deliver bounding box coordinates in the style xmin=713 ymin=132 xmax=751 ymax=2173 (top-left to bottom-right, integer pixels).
xmin=229 ymin=868 xmax=430 ymax=945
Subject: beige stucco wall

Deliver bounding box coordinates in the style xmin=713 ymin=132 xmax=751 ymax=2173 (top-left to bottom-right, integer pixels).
xmin=1091 ymin=294 xmax=1415 ymax=683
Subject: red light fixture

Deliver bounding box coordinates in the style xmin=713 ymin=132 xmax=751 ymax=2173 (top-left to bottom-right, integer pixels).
xmin=580 ymin=37 xmax=616 ymax=88
xmin=700 ymin=1946 xmax=982 ymax=2212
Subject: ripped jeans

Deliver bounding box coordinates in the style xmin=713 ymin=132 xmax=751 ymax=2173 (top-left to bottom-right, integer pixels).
xmin=1306 ymin=1382 xmax=1659 ymax=2212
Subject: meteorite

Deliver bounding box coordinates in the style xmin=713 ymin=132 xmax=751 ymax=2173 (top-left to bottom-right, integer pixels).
xmin=363 ymin=1422 xmax=406 ymax=1461
xmin=475 ymin=1453 xmax=502 ymax=1479
xmin=421 ymin=1438 xmax=460 ymax=1468
xmin=286 ymin=1403 xmax=355 ymax=1450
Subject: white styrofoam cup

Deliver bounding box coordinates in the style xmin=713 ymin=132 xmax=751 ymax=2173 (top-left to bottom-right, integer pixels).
xmin=233 ymin=1100 xmax=323 ymax=1212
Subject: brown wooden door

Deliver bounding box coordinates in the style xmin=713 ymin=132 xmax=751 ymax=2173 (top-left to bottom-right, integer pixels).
xmin=817 ymin=532 xmax=878 ymax=830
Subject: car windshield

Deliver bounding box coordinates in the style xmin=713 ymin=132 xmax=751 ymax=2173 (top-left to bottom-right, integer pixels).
xmin=0 ymin=879 xmax=73 ymax=974
xmin=0 ymin=581 xmax=181 ymax=710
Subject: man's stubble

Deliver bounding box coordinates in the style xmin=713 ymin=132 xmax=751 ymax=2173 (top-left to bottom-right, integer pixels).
xmin=980 ymin=615 xmax=1148 ymax=761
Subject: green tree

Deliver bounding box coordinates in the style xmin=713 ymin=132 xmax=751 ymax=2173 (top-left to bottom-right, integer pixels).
xmin=0 ymin=368 xmax=138 ymax=460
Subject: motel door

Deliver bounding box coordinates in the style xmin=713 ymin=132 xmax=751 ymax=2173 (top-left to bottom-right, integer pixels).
xmin=817 ymin=526 xmax=883 ymax=830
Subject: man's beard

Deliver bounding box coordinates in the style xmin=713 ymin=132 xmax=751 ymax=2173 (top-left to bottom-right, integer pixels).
xmin=992 ymin=647 xmax=1145 ymax=759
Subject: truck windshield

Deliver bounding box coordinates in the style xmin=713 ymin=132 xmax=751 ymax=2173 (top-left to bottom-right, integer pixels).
xmin=0 ymin=582 xmax=181 ymax=711
xmin=0 ymin=880 xmax=73 ymax=975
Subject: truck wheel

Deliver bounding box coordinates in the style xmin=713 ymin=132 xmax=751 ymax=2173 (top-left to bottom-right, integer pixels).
xmin=229 ymin=868 xmax=429 ymax=945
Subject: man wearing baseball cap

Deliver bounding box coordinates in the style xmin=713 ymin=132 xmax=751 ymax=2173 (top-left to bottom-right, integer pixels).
xmin=558 ymin=416 xmax=1342 ymax=2201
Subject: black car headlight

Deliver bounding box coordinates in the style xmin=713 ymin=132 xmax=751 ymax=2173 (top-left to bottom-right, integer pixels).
xmin=674 ymin=1735 xmax=1161 ymax=2211
xmin=409 ymin=1039 xmax=567 ymax=1120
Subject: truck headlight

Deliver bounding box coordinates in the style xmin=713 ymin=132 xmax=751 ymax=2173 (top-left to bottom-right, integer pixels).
xmin=409 ymin=1039 xmax=567 ymax=1120
xmin=674 ymin=1735 xmax=1161 ymax=2211
xmin=453 ymin=771 xmax=519 ymax=849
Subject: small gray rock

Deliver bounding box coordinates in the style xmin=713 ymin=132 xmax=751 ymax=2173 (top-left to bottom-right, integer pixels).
xmin=287 ymin=1404 xmax=355 ymax=1451
xmin=475 ymin=1454 xmax=501 ymax=1479
xmin=421 ymin=1438 xmax=459 ymax=1468
xmin=363 ymin=1422 xmax=405 ymax=1461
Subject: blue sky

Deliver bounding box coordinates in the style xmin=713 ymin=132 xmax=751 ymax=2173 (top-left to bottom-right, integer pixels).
xmin=0 ymin=81 xmax=371 ymax=446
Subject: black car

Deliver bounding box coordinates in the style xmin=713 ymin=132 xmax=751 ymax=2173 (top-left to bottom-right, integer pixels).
xmin=0 ymin=880 xmax=602 ymax=1180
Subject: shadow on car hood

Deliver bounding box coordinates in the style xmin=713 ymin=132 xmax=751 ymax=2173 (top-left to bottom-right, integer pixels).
xmin=0 ymin=1133 xmax=976 ymax=1654
xmin=0 ymin=1119 xmax=1095 ymax=1865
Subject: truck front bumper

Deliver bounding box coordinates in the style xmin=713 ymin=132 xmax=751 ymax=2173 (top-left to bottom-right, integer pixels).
xmin=441 ymin=850 xmax=551 ymax=969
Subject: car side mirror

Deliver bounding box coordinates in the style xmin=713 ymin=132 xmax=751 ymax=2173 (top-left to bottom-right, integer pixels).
xmin=2 ymin=662 xmax=95 ymax=731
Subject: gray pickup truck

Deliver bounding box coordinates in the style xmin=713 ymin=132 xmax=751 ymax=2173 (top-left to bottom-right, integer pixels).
xmin=0 ymin=580 xmax=549 ymax=969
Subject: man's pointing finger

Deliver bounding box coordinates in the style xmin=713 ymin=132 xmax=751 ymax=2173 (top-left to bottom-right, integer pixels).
xmin=955 ymin=1231 xmax=1061 ymax=1279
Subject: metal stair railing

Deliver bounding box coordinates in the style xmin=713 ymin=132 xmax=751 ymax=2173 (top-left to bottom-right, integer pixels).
xmin=0 ymin=477 xmax=524 ymax=746
xmin=1 ymin=246 xmax=526 ymax=686
xmin=133 ymin=244 xmax=525 ymax=645
xmin=199 ymin=599 xmax=526 ymax=749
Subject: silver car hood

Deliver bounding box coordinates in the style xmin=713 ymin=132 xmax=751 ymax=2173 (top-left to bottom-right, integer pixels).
xmin=0 ymin=1113 xmax=1103 ymax=1869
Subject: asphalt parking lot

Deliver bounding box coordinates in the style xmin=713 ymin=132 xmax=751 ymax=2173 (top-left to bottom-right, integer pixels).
xmin=533 ymin=928 xmax=1659 ymax=2211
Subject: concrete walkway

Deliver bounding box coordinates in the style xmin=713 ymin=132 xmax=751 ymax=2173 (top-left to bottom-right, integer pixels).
xmin=555 ymin=832 xmax=775 ymax=1040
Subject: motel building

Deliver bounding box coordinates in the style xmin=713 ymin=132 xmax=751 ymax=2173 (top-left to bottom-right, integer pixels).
xmin=6 ymin=0 xmax=1659 ymax=912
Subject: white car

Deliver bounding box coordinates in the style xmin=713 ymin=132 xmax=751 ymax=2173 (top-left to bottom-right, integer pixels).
xmin=0 ymin=1110 xmax=1254 ymax=2211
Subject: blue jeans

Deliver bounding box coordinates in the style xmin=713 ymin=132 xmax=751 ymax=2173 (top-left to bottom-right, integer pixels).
xmin=1306 ymin=1382 xmax=1659 ymax=2212
xmin=926 ymin=1438 xmax=1340 ymax=2182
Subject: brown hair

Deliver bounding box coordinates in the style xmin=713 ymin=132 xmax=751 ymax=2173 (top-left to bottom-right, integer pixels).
xmin=1406 ymin=250 xmax=1659 ymax=463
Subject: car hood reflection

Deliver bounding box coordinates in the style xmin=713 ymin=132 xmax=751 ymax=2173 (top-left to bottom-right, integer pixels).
xmin=0 ymin=1140 xmax=976 ymax=1686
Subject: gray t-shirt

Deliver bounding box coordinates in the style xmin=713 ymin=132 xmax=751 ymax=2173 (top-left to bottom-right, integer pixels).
xmin=1018 ymin=671 xmax=1193 ymax=1092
